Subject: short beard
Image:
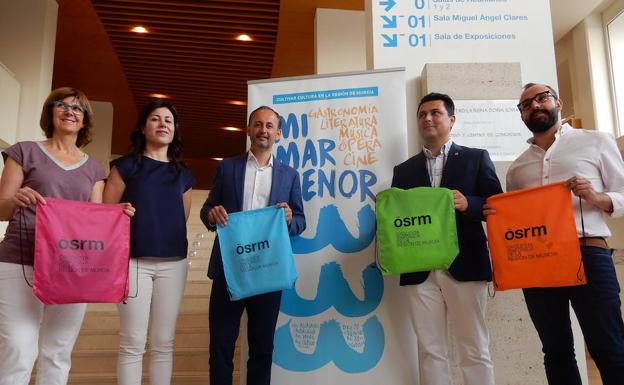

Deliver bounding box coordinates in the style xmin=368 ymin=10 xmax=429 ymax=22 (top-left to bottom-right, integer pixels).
xmin=524 ymin=108 xmax=559 ymax=133
xmin=251 ymin=137 xmax=272 ymax=150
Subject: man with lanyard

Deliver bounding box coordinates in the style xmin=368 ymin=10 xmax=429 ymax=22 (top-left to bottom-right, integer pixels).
xmin=200 ymin=105 xmax=306 ymax=385
xmin=500 ymin=83 xmax=624 ymax=384
xmin=392 ymin=92 xmax=502 ymax=384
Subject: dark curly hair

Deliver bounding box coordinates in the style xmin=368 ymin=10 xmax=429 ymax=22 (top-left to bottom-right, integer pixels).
xmin=40 ymin=87 xmax=94 ymax=147
xmin=129 ymin=99 xmax=186 ymax=168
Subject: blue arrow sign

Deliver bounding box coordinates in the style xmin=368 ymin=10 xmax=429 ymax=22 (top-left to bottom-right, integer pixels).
xmin=379 ymin=0 xmax=396 ymax=12
xmin=381 ymin=34 xmax=398 ymax=47
xmin=381 ymin=15 xmax=397 ymax=28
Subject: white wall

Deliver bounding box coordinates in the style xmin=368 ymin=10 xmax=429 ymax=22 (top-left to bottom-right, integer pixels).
xmin=0 ymin=0 xmax=58 ymax=142
xmin=550 ymin=0 xmax=612 ymax=41
xmin=555 ymin=3 xmax=617 ymax=134
xmin=83 ymin=101 xmax=114 ymax=173
xmin=604 ymin=0 xmax=624 ymax=136
xmin=315 ymin=8 xmax=367 ymax=74
xmin=0 ymin=63 xmax=20 ymax=147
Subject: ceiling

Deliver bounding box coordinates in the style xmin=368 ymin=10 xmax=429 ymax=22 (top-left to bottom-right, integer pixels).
xmin=91 ymin=0 xmax=279 ymax=161
xmin=53 ymin=0 xmax=362 ymax=188
xmin=51 ymin=0 xmax=607 ymax=188
xmin=549 ymin=0 xmax=611 ymax=41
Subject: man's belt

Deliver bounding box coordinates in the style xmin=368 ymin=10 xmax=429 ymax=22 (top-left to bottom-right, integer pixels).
xmin=579 ymin=237 xmax=609 ymax=249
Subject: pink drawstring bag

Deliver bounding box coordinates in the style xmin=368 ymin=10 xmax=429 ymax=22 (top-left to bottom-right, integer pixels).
xmin=33 ymin=197 xmax=130 ymax=304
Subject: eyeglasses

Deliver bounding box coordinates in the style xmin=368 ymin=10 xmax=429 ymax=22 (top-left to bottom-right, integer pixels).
xmin=517 ymin=91 xmax=556 ymax=112
xmin=52 ymin=100 xmax=85 ymax=115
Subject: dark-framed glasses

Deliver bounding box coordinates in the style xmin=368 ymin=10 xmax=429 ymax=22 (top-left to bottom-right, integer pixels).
xmin=52 ymin=100 xmax=85 ymax=115
xmin=517 ymin=91 xmax=556 ymax=112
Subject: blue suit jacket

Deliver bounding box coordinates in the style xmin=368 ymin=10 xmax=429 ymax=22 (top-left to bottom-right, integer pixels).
xmin=391 ymin=143 xmax=502 ymax=285
xmin=200 ymin=154 xmax=306 ymax=279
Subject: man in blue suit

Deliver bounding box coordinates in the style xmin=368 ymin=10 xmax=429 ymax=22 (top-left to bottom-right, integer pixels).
xmin=200 ymin=105 xmax=306 ymax=385
xmin=391 ymin=93 xmax=502 ymax=385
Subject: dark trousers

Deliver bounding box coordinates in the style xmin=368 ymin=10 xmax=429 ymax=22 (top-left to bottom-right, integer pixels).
xmin=523 ymin=246 xmax=624 ymax=385
xmin=208 ymin=275 xmax=282 ymax=385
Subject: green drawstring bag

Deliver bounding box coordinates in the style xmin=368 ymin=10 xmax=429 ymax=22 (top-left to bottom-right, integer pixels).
xmin=375 ymin=187 xmax=459 ymax=275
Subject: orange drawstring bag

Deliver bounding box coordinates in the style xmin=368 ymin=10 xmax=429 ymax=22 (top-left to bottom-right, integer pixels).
xmin=486 ymin=182 xmax=586 ymax=290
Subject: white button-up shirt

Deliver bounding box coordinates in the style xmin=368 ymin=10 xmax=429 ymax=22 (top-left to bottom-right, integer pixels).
xmin=423 ymin=139 xmax=452 ymax=188
xmin=506 ymin=123 xmax=624 ymax=237
xmin=243 ymin=151 xmax=273 ymax=211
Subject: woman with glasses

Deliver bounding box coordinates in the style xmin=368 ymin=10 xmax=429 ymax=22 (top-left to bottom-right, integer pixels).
xmin=103 ymin=99 xmax=195 ymax=385
xmin=0 ymin=87 xmax=115 ymax=385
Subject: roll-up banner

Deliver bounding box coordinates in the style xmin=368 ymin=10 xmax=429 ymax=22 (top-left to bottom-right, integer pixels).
xmin=248 ymin=68 xmax=416 ymax=384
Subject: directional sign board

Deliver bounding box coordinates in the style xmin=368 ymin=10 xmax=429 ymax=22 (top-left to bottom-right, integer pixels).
xmin=370 ymin=0 xmax=558 ymax=157
xmin=371 ymin=0 xmax=557 ymax=86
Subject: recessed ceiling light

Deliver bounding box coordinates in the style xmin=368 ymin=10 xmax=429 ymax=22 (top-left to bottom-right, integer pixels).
xmin=212 ymin=157 xmax=224 ymax=161
xmin=131 ymin=26 xmax=149 ymax=33
xmin=236 ymin=34 xmax=252 ymax=41
xmin=149 ymin=93 xmax=170 ymax=99
xmin=227 ymin=100 xmax=247 ymax=106
xmin=222 ymin=126 xmax=244 ymax=132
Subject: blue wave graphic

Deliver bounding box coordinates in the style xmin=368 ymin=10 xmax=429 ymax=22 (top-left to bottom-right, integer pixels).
xmin=281 ymin=262 xmax=383 ymax=317
xmin=273 ymin=316 xmax=385 ymax=373
xmin=291 ymin=204 xmax=375 ymax=253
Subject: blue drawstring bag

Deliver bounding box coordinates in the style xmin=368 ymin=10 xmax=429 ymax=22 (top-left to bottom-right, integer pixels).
xmin=216 ymin=206 xmax=297 ymax=300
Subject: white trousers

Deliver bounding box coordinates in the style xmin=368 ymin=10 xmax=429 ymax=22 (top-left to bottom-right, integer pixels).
xmin=0 ymin=262 xmax=86 ymax=385
xmin=117 ymin=257 xmax=188 ymax=385
xmin=405 ymin=270 xmax=494 ymax=385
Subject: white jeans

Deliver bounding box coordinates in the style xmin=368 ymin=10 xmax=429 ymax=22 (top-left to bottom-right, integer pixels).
xmin=0 ymin=262 xmax=86 ymax=385
xmin=405 ymin=270 xmax=494 ymax=385
xmin=117 ymin=257 xmax=188 ymax=385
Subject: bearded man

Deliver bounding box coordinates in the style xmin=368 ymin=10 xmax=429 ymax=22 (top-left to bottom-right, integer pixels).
xmin=503 ymin=83 xmax=624 ymax=385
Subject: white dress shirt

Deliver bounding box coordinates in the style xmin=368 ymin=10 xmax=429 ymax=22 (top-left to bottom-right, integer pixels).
xmin=423 ymin=139 xmax=453 ymax=188
xmin=506 ymin=123 xmax=624 ymax=237
xmin=243 ymin=151 xmax=273 ymax=211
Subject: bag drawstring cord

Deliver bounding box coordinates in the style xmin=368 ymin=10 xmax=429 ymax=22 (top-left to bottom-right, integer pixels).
xmin=577 ymin=196 xmax=586 ymax=283
xmin=19 ymin=207 xmax=33 ymax=288
xmin=488 ymin=266 xmax=497 ymax=299
xmin=122 ymin=257 xmax=139 ymax=303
